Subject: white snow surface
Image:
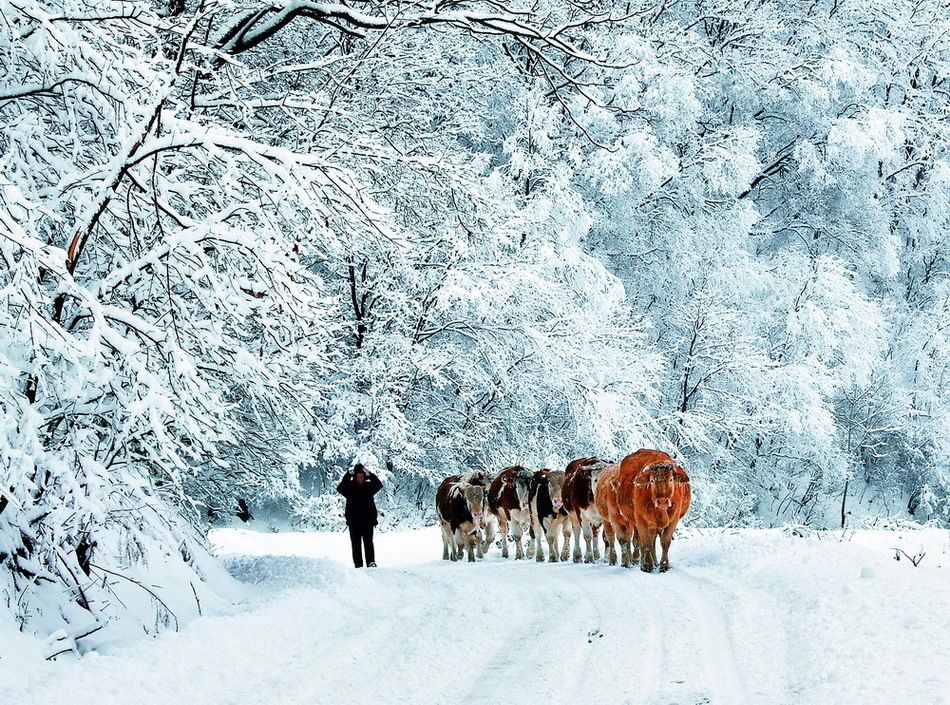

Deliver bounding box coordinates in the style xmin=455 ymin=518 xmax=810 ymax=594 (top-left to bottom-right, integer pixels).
xmin=3 ymin=526 xmax=950 ymax=705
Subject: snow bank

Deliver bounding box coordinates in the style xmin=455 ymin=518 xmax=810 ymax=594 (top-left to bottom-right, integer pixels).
xmin=4 ymin=526 xmax=948 ymax=705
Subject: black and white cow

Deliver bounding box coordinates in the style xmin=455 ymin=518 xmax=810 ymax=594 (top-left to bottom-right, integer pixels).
xmin=528 ymin=469 xmax=572 ymax=562
xmin=487 ymin=466 xmax=534 ymax=559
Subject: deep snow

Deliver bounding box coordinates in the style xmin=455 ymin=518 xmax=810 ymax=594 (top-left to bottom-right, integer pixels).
xmin=3 ymin=525 xmax=949 ymax=705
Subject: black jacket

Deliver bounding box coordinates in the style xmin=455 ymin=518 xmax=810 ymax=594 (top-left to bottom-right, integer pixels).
xmin=336 ymin=473 xmax=383 ymax=527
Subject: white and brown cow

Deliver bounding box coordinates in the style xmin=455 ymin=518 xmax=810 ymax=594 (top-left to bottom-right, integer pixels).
xmin=487 ymin=466 xmax=534 ymax=559
xmin=435 ymin=473 xmax=487 ymax=562
xmin=562 ymin=456 xmax=611 ymax=563
xmin=528 ymin=469 xmax=572 ymax=562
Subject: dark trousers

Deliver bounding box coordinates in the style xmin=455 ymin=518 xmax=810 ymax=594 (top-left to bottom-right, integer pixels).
xmin=348 ymin=525 xmax=375 ymax=567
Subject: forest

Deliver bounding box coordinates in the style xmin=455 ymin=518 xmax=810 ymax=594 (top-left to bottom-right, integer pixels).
xmin=1 ymin=0 xmax=948 ymax=637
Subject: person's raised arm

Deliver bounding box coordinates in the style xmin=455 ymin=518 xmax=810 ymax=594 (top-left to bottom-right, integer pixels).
xmin=336 ymin=472 xmax=353 ymax=497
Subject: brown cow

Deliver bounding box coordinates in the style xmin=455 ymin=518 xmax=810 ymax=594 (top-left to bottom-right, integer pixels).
xmin=487 ymin=466 xmax=534 ymax=559
xmin=594 ymin=461 xmax=636 ymax=567
xmin=435 ymin=472 xmax=487 ymax=562
xmin=630 ymin=451 xmax=691 ymax=572
xmin=596 ymin=449 xmax=690 ymax=571
xmin=562 ymin=457 xmax=611 ymax=563
xmin=528 ymin=469 xmax=572 ymax=562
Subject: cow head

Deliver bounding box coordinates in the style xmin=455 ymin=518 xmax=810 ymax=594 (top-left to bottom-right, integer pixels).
xmin=547 ymin=471 xmax=567 ymax=511
xmin=466 ymin=470 xmax=488 ymax=486
xmin=515 ymin=469 xmax=534 ymax=512
xmin=645 ymin=463 xmax=676 ymax=509
xmin=586 ymin=458 xmax=611 ymax=494
xmin=463 ymin=482 xmax=486 ymax=523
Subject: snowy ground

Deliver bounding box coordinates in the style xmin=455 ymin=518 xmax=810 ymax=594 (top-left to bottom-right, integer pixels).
xmin=4 ymin=525 xmax=950 ymax=705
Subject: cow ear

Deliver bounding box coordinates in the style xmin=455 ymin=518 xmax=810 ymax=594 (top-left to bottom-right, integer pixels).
xmin=457 ymin=482 xmax=470 ymax=492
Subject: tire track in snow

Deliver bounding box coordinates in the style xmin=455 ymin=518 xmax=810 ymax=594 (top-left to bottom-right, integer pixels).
xmin=573 ymin=564 xmax=746 ymax=705
xmin=671 ymin=566 xmax=791 ymax=705
xmin=457 ymin=561 xmax=602 ymax=704
xmin=661 ymin=569 xmax=749 ymax=705
xmin=573 ymin=566 xmax=666 ymax=703
xmin=454 ymin=562 xmax=543 ymax=703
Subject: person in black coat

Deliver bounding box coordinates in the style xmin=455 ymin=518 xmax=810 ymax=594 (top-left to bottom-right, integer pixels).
xmin=336 ymin=463 xmax=383 ymax=568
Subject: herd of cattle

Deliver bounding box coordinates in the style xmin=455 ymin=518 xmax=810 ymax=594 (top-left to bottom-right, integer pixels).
xmin=435 ymin=448 xmax=692 ymax=573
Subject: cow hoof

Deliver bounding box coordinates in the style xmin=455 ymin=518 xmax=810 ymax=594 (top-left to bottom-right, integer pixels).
xmin=660 ymin=564 xmax=670 ymax=573
xmin=548 ymin=556 xmax=558 ymax=563
xmin=583 ymin=556 xmax=593 ymax=564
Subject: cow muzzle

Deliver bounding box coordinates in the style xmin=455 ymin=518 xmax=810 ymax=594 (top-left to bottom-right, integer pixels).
xmin=654 ymin=498 xmax=672 ymax=509
xmin=553 ymin=498 xmax=563 ymax=510
xmin=472 ymin=511 xmax=483 ymax=521
xmin=520 ymin=502 xmax=529 ymax=512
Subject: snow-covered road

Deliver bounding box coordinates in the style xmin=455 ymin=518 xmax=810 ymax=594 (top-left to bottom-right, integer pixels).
xmin=6 ymin=526 xmax=950 ymax=705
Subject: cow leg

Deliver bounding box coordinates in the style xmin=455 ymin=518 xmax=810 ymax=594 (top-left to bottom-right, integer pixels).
xmin=454 ymin=528 xmax=466 ymax=561
xmin=512 ymin=521 xmax=524 ymax=560
xmin=560 ymin=520 xmax=572 ymax=562
xmin=475 ymin=527 xmax=485 ymax=559
xmin=603 ymin=521 xmax=617 ymax=566
xmin=659 ymin=522 xmax=677 ymax=572
xmin=545 ymin=519 xmax=559 ymax=563
xmin=440 ymin=522 xmax=453 ymax=560
xmin=572 ymin=517 xmax=583 ymax=563
xmin=652 ymin=530 xmax=660 ymax=572
xmin=499 ymin=518 xmax=510 ymax=559
xmin=582 ymin=519 xmax=594 ymax=563
xmin=466 ymin=530 xmax=478 ymax=562
xmin=638 ymin=525 xmax=657 ymax=573
xmin=534 ymin=520 xmax=545 ymax=562
xmin=547 ymin=530 xmax=558 ymax=563
xmin=482 ymin=516 xmax=496 ymax=556
xmin=617 ymin=524 xmax=632 ymax=568
xmin=591 ymin=523 xmax=602 ymax=562
xmin=631 ymin=527 xmax=641 ymax=564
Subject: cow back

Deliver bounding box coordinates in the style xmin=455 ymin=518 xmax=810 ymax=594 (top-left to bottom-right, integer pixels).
xmin=488 ymin=466 xmax=525 ymax=516
xmin=594 ymin=462 xmax=622 ymax=527
xmin=564 ymin=457 xmax=609 ymax=517
xmin=528 ymin=470 xmax=549 ymax=519
xmin=436 ymin=475 xmax=473 ymax=531
xmin=562 ymin=457 xmax=592 ymax=515
xmin=529 ymin=469 xmax=566 ymax=521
